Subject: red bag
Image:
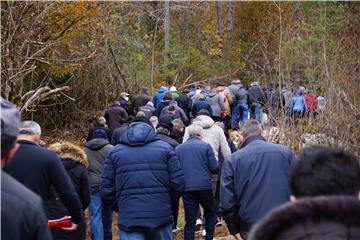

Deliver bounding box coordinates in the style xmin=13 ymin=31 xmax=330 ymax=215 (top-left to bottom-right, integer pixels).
xmin=48 ymin=216 xmax=72 ymax=229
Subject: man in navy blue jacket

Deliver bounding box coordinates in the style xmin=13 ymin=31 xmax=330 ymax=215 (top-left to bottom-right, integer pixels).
xmin=220 ymin=119 xmax=294 ymax=240
xmin=175 ymin=124 xmax=218 ymax=240
xmin=4 ymin=120 xmax=83 ymax=232
xmin=101 ymin=118 xmax=185 ymax=240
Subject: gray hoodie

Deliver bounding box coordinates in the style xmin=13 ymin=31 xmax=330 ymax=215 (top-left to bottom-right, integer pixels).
xmin=183 ymin=115 xmax=231 ymax=161
xmin=84 ymin=138 xmax=113 ymax=187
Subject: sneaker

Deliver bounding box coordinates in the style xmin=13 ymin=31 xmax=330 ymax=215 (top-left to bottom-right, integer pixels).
xmin=215 ymin=217 xmax=223 ymax=226
xmin=201 ymin=229 xmax=206 ymax=237
xmin=195 ymin=218 xmax=203 ymax=231
xmin=172 ymin=227 xmax=181 ymax=233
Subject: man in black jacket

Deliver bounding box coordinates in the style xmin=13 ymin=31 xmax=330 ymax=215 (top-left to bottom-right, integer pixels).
xmin=104 ymin=101 xmax=129 ymax=131
xmin=220 ymin=119 xmax=294 ymax=240
xmin=1 ymin=97 xmax=51 ymax=240
xmin=4 ymin=120 xmax=83 ymax=232
xmin=176 ymin=89 xmax=192 ymax=119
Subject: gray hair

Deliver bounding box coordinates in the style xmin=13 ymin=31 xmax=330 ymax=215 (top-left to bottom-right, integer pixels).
xmin=240 ymin=119 xmax=262 ymax=137
xmin=150 ymin=116 xmax=158 ymax=128
xmin=97 ymin=117 xmax=106 ymax=126
xmin=19 ymin=120 xmax=41 ymax=135
xmin=172 ymin=118 xmax=184 ymax=129
xmin=188 ymin=124 xmax=204 ymax=137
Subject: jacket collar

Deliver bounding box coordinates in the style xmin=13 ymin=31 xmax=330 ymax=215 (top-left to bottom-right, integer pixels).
xmin=240 ymin=135 xmax=266 ymax=149
xmin=17 ymin=139 xmax=37 ymax=146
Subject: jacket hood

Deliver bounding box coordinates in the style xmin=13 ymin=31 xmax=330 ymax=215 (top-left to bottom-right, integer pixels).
xmin=85 ymin=138 xmax=110 ymax=150
xmin=158 ymin=86 xmax=168 ymax=93
xmin=295 ymin=89 xmax=303 ymax=96
xmin=249 ymin=196 xmax=360 ymax=240
xmin=62 ymin=159 xmax=81 ymax=170
xmin=120 ymin=122 xmax=159 ymax=146
xmin=48 ymin=142 xmax=88 ymax=167
xmin=192 ymin=115 xmax=215 ymax=129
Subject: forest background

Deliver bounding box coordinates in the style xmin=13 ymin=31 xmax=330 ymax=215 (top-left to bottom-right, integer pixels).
xmin=1 ymin=1 xmax=359 ymax=152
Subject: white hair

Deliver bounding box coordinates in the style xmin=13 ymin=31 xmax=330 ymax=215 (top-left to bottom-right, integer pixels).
xmin=240 ymin=119 xmax=262 ymax=137
xmin=19 ymin=120 xmax=42 ymax=135
xmin=188 ymin=124 xmax=204 ymax=137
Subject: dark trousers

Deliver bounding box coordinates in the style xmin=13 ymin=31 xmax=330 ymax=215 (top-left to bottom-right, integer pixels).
xmin=183 ymin=190 xmax=216 ymax=240
xmin=171 ymin=191 xmax=181 ymax=229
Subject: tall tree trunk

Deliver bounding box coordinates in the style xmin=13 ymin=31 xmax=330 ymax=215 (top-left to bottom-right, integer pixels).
xmin=183 ymin=1 xmax=190 ymax=45
xmin=226 ymin=1 xmax=233 ymax=60
xmin=215 ymin=1 xmax=224 ymax=57
xmin=164 ymin=0 xmax=170 ymax=51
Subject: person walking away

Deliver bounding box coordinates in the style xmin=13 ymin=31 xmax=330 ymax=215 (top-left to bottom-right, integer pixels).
xmin=172 ymin=118 xmax=185 ymax=144
xmin=192 ymin=94 xmax=213 ymax=118
xmin=104 ymin=101 xmax=128 ymax=131
xmin=248 ymin=82 xmax=266 ymax=122
xmin=176 ymin=89 xmax=192 ymax=120
xmin=155 ymin=116 xmax=181 ymax=232
xmin=87 ymin=117 xmax=111 ymax=142
xmin=3 ymin=120 xmax=83 ymax=232
xmin=304 ymin=90 xmax=317 ymax=123
xmin=111 ymin=114 xmax=129 ymax=145
xmin=1 ymin=97 xmax=52 ymax=240
xmin=160 ymin=103 xmax=189 ymax=126
xmin=291 ymin=88 xmax=307 ymax=119
xmin=232 ymin=84 xmax=249 ymax=129
xmin=84 ymin=133 xmax=114 ymax=240
xmin=281 ymin=87 xmax=293 ymax=116
xmin=316 ymin=95 xmax=325 ymax=114
xmin=156 ymin=91 xmax=172 ymax=117
xmin=131 ymin=88 xmax=150 ymax=114
xmin=48 ymin=142 xmax=90 ymax=240
xmin=175 ymin=124 xmax=219 ymax=240
xmin=119 ymin=92 xmax=133 ymax=116
xmin=217 ymin=86 xmax=233 ymax=129
xmin=153 ymin=86 xmax=169 ymax=108
xmin=265 ymin=84 xmax=283 ymax=127
xmin=220 ymin=119 xmax=293 ymax=240
xmin=138 ymin=101 xmax=156 ymax=119
xmin=207 ymin=88 xmax=225 ymax=122
xmin=101 ymin=118 xmax=185 ymax=240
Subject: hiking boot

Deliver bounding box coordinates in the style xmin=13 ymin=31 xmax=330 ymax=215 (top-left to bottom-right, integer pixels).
xmin=195 ymin=218 xmax=203 ymax=231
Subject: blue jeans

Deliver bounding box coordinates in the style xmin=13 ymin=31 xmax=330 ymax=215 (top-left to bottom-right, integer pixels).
xmin=183 ymin=190 xmax=215 ymax=240
xmin=231 ymin=103 xmax=248 ymax=129
xmin=119 ymin=224 xmax=173 ymax=240
xmin=102 ymin=204 xmax=114 ymax=240
xmin=254 ymin=103 xmax=263 ymax=122
xmin=89 ymin=187 xmax=104 ymax=240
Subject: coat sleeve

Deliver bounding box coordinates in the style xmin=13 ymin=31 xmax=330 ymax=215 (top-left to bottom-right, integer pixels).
xmin=208 ymin=104 xmax=213 ymax=116
xmin=219 ymin=130 xmax=231 ymax=160
xmin=178 ymin=108 xmax=188 ymax=125
xmin=218 ymin=95 xmax=225 ymax=111
xmin=79 ymin=167 xmax=91 ymax=210
xmin=220 ymin=159 xmax=240 ymax=235
xmin=101 ymin=154 xmax=116 ymax=207
xmin=167 ymin=150 xmax=185 ymax=193
xmin=48 ymin=153 xmax=83 ymax=224
xmin=32 ymin=198 xmax=53 ymax=240
xmin=207 ymin=144 xmax=219 ymax=174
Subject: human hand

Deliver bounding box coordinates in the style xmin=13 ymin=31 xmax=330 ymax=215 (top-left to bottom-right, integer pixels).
xmin=234 ymin=233 xmax=244 ymax=240
xmin=61 ymin=222 xmax=78 ymax=231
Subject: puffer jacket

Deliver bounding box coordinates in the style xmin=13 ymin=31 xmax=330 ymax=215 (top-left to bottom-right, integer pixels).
xmin=249 ymin=196 xmax=360 ymax=240
xmin=101 ymin=122 xmax=185 ymax=232
xmin=192 ymin=99 xmax=213 ymax=117
xmin=183 ymin=115 xmax=231 ymax=161
xmin=207 ymin=92 xmax=225 ymax=117
xmin=84 ymin=138 xmax=113 ymax=187
xmin=291 ymin=90 xmax=307 ymax=113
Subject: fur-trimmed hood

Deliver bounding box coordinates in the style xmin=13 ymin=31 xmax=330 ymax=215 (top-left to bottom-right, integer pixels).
xmin=249 ymin=196 xmax=360 ymax=240
xmin=48 ymin=141 xmax=88 ymax=167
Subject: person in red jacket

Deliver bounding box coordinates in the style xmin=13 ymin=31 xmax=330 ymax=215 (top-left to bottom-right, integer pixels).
xmin=304 ymin=90 xmax=318 ymax=122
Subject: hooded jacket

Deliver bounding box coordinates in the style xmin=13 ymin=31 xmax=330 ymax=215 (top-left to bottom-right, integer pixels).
xmin=183 ymin=115 xmax=231 ymax=161
xmin=84 ymin=138 xmax=113 ymax=187
xmin=220 ymin=135 xmax=293 ymax=234
xmin=104 ymin=104 xmax=129 ymax=131
xmin=48 ymin=142 xmax=90 ymax=240
xmin=291 ymin=90 xmax=307 ymax=113
xmin=248 ymin=196 xmax=360 ymax=240
xmin=176 ymin=93 xmax=192 ymax=117
xmin=192 ymin=99 xmax=213 ymax=117
xmin=101 ymin=122 xmax=185 ymax=231
xmin=207 ymin=92 xmax=225 ymax=117
xmin=152 ymin=87 xmax=168 ymax=108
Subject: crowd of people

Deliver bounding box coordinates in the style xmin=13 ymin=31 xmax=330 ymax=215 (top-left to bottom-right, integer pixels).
xmin=0 ymin=79 xmax=358 ymax=240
